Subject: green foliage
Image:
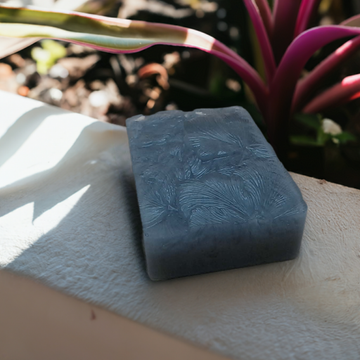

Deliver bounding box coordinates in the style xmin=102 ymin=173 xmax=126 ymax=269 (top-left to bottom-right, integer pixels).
xmin=31 ymin=40 xmax=66 ymax=74
xmin=294 ymin=113 xmax=322 ymax=131
xmin=291 ymin=113 xmax=356 ymax=147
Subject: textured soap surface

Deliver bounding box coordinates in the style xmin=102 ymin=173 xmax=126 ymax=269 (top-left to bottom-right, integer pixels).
xmin=126 ymin=107 xmax=307 ymax=280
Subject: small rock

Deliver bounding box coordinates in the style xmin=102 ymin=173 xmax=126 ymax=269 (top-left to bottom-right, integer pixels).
xmin=58 ymin=54 xmax=100 ymax=78
xmin=89 ymin=90 xmax=108 ymax=108
xmin=16 ymin=73 xmax=26 ymax=85
xmin=226 ymin=79 xmax=241 ymax=92
xmin=49 ymin=64 xmax=69 ymax=79
xmin=8 ymin=54 xmax=26 ymax=68
xmin=49 ymin=88 xmax=63 ymax=102
xmin=0 ymin=63 xmax=13 ymax=78
xmin=322 ymin=118 xmax=342 ymax=136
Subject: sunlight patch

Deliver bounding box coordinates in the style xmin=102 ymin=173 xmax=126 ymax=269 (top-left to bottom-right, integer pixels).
xmin=0 ymin=202 xmax=35 ymax=266
xmin=33 ymin=184 xmax=90 ymax=232
xmin=0 ymin=185 xmax=90 ymax=267
xmin=0 ymin=110 xmax=94 ymax=189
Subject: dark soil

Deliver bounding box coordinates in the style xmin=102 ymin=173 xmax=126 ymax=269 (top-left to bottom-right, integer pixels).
xmin=1 ymin=0 xmax=360 ymax=188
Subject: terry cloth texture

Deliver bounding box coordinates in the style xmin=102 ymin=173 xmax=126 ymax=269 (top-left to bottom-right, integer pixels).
xmin=1 ymin=91 xmax=360 ymax=359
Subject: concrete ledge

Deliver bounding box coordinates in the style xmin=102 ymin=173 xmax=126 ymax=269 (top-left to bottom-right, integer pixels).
xmin=1 ymin=91 xmax=360 ymax=359
xmin=0 ymin=270 xmax=228 ymax=360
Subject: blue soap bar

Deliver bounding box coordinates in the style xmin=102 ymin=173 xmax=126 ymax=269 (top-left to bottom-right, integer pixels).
xmin=126 ymin=107 xmax=307 ymax=280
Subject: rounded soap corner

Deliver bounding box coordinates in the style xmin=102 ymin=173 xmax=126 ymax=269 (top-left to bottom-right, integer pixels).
xmin=126 ymin=114 xmax=146 ymax=126
xmin=232 ymin=105 xmax=252 ymax=118
xmin=125 ymin=116 xmax=133 ymax=127
xmin=146 ymin=266 xmax=163 ymax=282
xmin=302 ymin=199 xmax=308 ymax=213
xmin=297 ymin=196 xmax=308 ymax=217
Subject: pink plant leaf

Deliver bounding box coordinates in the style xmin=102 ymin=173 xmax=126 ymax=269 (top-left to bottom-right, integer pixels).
xmin=341 ymin=14 xmax=360 ymax=27
xmin=293 ymin=35 xmax=360 ymax=112
xmin=293 ymin=13 xmax=360 ymax=112
xmin=0 ymin=6 xmax=268 ymax=112
xmin=268 ymin=25 xmax=360 ymax=132
xmin=243 ymin=0 xmax=276 ymax=83
xmin=294 ymin=0 xmax=321 ymax=38
xmin=254 ymin=0 xmax=273 ymax=38
xmin=303 ymin=74 xmax=360 ymax=113
xmin=0 ymin=0 xmax=120 ymax=59
xmin=272 ymin=0 xmax=302 ymax=63
xmin=0 ymin=37 xmax=39 ymax=59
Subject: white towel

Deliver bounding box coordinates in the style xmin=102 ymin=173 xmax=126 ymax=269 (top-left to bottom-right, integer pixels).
xmin=1 ymin=91 xmax=360 ymax=359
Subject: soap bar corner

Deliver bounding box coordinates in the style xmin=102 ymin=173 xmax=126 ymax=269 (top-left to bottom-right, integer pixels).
xmin=126 ymin=107 xmax=307 ymax=280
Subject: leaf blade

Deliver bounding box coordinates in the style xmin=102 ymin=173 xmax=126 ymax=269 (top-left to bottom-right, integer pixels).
xmin=268 ymin=25 xmax=360 ymax=130
xmin=0 ymin=0 xmax=118 ymax=58
xmin=254 ymin=0 xmax=273 ymax=37
xmin=243 ymin=0 xmax=276 ymax=83
xmin=272 ymin=0 xmax=302 ymax=62
xmin=293 ymin=35 xmax=360 ymax=112
xmin=0 ymin=6 xmax=268 ymax=112
xmin=303 ymin=74 xmax=360 ymax=114
xmin=294 ymin=0 xmax=321 ymax=38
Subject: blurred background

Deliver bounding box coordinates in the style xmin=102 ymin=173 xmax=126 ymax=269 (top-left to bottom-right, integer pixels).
xmin=1 ymin=0 xmax=360 ymax=188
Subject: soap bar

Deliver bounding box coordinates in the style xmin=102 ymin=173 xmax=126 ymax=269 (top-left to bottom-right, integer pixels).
xmin=126 ymin=107 xmax=307 ymax=281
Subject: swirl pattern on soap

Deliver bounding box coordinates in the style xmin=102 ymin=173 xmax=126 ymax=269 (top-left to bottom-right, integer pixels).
xmin=127 ymin=107 xmax=307 ymax=238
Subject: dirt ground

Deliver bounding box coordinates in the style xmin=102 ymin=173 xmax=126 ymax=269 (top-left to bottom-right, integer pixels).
xmin=2 ymin=0 xmax=360 ymax=188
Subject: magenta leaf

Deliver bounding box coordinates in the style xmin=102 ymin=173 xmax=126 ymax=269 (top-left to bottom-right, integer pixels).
xmin=243 ymin=0 xmax=276 ymax=83
xmin=0 ymin=6 xmax=268 ymax=111
xmin=303 ymin=74 xmax=360 ymax=113
xmin=208 ymin=49 xmax=268 ymax=114
xmin=272 ymin=0 xmax=302 ymax=62
xmin=293 ymin=35 xmax=360 ymax=112
xmin=293 ymin=13 xmax=360 ymax=112
xmin=341 ymin=14 xmax=360 ymax=27
xmin=268 ymin=25 xmax=360 ymax=133
xmin=294 ymin=0 xmax=321 ymax=38
xmin=254 ymin=0 xmax=273 ymax=37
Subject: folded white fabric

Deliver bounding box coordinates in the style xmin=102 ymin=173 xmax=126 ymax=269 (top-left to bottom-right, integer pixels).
xmin=1 ymin=91 xmax=359 ymax=359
